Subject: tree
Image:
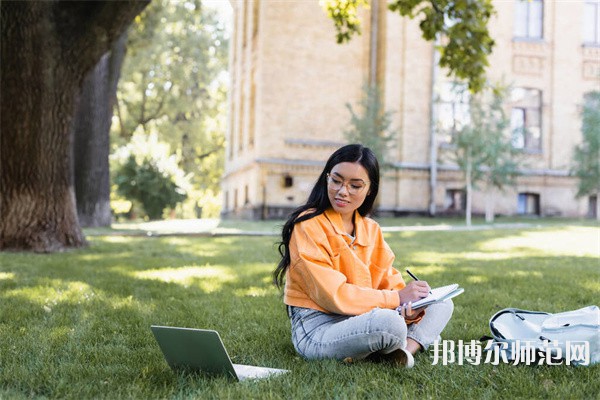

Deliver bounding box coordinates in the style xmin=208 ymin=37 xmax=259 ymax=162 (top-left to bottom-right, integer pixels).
xmin=112 ymin=132 xmax=191 ymax=220
xmin=445 ymin=84 xmax=520 ymax=225
xmin=571 ymin=91 xmax=600 ymax=220
xmin=343 ymin=83 xmax=397 ymax=168
xmin=73 ymin=33 xmax=128 ymax=228
xmin=114 ymin=0 xmax=229 ymax=198
xmin=321 ymin=0 xmax=495 ymax=93
xmin=1 ymin=1 xmax=149 ymax=252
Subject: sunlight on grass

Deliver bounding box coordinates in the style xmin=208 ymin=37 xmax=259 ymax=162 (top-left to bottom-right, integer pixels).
xmin=384 ymin=231 xmax=417 ymax=240
xmin=466 ymin=275 xmax=490 ymax=283
xmin=5 ymin=280 xmax=96 ymax=308
xmin=581 ymin=280 xmax=600 ymax=292
xmin=0 ymin=272 xmax=15 ymax=280
xmin=115 ymin=218 xmax=220 ymax=233
xmin=405 ymin=265 xmax=447 ymax=275
xmin=411 ymin=250 xmax=522 ymax=263
xmin=480 ymin=227 xmax=599 ymax=257
xmin=408 ymin=227 xmax=599 ymax=263
xmin=234 ymin=286 xmax=270 ymax=297
xmin=132 ymin=265 xmax=236 ymax=292
xmin=102 ymin=236 xmax=138 ymax=244
xmin=508 ymin=270 xmax=543 ymax=278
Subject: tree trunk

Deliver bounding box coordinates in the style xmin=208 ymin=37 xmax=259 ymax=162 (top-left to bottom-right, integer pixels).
xmin=465 ymin=154 xmax=473 ymax=226
xmin=485 ymin=186 xmax=495 ymax=223
xmin=0 ymin=1 xmax=148 ymax=252
xmin=596 ymin=191 xmax=600 ymax=221
xmin=428 ymin=36 xmax=441 ymax=217
xmin=73 ymin=33 xmax=127 ymax=228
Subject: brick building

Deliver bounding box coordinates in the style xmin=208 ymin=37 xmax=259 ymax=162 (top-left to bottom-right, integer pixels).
xmin=222 ymin=0 xmax=600 ymax=219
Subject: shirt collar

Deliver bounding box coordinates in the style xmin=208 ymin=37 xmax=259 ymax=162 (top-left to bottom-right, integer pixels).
xmin=324 ymin=208 xmax=368 ymax=246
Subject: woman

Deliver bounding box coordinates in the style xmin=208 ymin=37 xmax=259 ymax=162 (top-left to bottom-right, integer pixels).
xmin=273 ymin=144 xmax=453 ymax=368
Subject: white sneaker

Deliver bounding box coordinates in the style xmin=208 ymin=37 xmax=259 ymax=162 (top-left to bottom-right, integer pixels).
xmin=394 ymin=348 xmax=415 ymax=368
xmin=376 ymin=347 xmax=414 ymax=368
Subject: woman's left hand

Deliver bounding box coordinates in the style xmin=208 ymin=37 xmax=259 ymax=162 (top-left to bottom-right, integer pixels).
xmin=399 ymin=301 xmax=424 ymax=321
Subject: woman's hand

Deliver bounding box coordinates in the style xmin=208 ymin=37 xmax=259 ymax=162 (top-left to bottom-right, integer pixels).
xmin=398 ymin=301 xmax=424 ymax=321
xmin=397 ymin=281 xmax=430 ymax=305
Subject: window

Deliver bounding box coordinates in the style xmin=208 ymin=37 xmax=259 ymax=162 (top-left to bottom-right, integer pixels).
xmin=517 ymin=193 xmax=540 ymax=215
xmin=511 ymin=88 xmax=542 ymax=152
xmin=444 ymin=189 xmax=466 ymax=212
xmin=584 ymin=0 xmax=600 ymax=45
xmin=436 ymin=82 xmax=470 ymax=144
xmin=283 ymin=174 xmax=293 ymax=188
xmin=514 ymin=0 xmax=543 ymax=39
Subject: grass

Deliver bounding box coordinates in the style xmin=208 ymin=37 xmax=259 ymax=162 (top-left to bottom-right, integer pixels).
xmin=0 ymin=220 xmax=599 ymax=399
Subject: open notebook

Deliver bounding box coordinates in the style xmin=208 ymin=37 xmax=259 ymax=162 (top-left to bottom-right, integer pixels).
xmin=411 ymin=284 xmax=464 ymax=310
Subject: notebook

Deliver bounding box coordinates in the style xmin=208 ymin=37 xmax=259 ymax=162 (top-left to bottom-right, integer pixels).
xmin=411 ymin=283 xmax=464 ymax=310
xmin=150 ymin=325 xmax=289 ymax=381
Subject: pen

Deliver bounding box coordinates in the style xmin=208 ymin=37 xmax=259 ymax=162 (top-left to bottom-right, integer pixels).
xmin=406 ymin=269 xmax=432 ymax=294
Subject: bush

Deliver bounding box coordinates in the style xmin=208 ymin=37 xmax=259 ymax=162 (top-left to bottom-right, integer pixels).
xmin=112 ymin=133 xmax=191 ymax=220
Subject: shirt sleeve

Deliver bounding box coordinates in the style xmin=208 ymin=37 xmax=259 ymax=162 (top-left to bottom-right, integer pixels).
xmin=289 ymin=221 xmax=400 ymax=315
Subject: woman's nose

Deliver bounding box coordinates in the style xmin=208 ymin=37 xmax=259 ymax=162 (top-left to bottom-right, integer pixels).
xmin=337 ymin=183 xmax=349 ymax=195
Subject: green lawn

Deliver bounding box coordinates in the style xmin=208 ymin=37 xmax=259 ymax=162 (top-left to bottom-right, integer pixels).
xmin=0 ymin=222 xmax=598 ymax=399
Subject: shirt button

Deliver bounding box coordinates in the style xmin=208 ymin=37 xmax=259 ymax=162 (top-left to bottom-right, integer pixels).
xmin=353 ymin=245 xmax=357 ymax=250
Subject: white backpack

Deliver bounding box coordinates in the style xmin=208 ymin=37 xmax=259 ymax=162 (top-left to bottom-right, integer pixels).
xmin=485 ymin=305 xmax=600 ymax=366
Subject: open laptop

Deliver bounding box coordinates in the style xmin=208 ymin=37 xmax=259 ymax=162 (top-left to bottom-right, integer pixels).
xmin=151 ymin=325 xmax=289 ymax=381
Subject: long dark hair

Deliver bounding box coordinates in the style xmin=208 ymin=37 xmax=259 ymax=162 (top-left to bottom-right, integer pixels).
xmin=273 ymin=144 xmax=380 ymax=288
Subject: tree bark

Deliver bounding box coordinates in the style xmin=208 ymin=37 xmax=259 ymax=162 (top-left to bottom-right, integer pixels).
xmin=73 ymin=33 xmax=127 ymax=228
xmin=485 ymin=185 xmax=495 ymax=223
xmin=0 ymin=1 xmax=148 ymax=252
xmin=465 ymin=153 xmax=473 ymax=227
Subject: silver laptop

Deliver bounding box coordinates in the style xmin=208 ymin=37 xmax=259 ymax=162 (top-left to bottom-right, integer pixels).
xmin=151 ymin=325 xmax=289 ymax=381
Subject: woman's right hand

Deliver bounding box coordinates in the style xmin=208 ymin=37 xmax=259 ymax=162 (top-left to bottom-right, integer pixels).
xmin=397 ymin=281 xmax=430 ymax=305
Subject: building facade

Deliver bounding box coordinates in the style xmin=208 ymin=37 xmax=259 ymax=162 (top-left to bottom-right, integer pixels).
xmin=222 ymin=0 xmax=600 ymax=219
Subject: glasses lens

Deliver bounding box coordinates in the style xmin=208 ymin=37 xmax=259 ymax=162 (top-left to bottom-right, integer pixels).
xmin=327 ymin=175 xmax=341 ymax=190
xmin=328 ymin=175 xmax=365 ymax=194
xmin=349 ymin=184 xmax=364 ymax=195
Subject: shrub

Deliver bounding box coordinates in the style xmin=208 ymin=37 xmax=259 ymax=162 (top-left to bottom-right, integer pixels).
xmin=112 ymin=133 xmax=191 ymax=220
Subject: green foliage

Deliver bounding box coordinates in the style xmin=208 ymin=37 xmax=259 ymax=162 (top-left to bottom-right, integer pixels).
xmin=112 ymin=133 xmax=191 ymax=220
xmin=571 ymin=91 xmax=600 ymax=198
xmin=114 ymin=0 xmax=229 ymax=197
xmin=344 ymin=83 xmax=397 ymax=168
xmin=0 ymin=224 xmax=598 ymax=398
xmin=448 ymin=83 xmax=521 ymax=191
xmin=320 ymin=0 xmax=367 ymax=43
xmin=323 ymin=0 xmax=495 ymax=93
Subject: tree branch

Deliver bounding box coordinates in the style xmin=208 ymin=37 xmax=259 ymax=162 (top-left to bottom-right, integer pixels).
xmin=55 ymin=0 xmax=150 ymax=84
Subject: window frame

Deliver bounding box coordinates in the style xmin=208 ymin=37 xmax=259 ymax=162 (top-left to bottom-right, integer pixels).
xmin=510 ymin=87 xmax=543 ymax=153
xmin=584 ymin=0 xmax=600 ymax=45
xmin=514 ymin=0 xmax=544 ymax=40
xmin=435 ymin=81 xmax=471 ymax=145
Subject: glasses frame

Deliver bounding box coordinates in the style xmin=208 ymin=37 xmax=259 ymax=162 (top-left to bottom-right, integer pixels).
xmin=326 ymin=173 xmax=369 ymax=195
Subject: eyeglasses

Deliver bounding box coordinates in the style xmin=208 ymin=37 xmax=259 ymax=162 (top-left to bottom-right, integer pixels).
xmin=326 ymin=173 xmax=369 ymax=195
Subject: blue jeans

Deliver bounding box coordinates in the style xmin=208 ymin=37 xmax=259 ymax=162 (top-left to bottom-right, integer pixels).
xmin=288 ymin=301 xmax=454 ymax=361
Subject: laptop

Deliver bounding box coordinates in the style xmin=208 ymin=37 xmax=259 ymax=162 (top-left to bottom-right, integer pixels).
xmin=151 ymin=325 xmax=290 ymax=381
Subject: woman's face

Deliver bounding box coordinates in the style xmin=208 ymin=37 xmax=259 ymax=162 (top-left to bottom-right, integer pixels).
xmin=327 ymin=162 xmax=370 ymax=221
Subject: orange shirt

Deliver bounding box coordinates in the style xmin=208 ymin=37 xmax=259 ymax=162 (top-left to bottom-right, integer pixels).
xmin=284 ymin=208 xmax=406 ymax=316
